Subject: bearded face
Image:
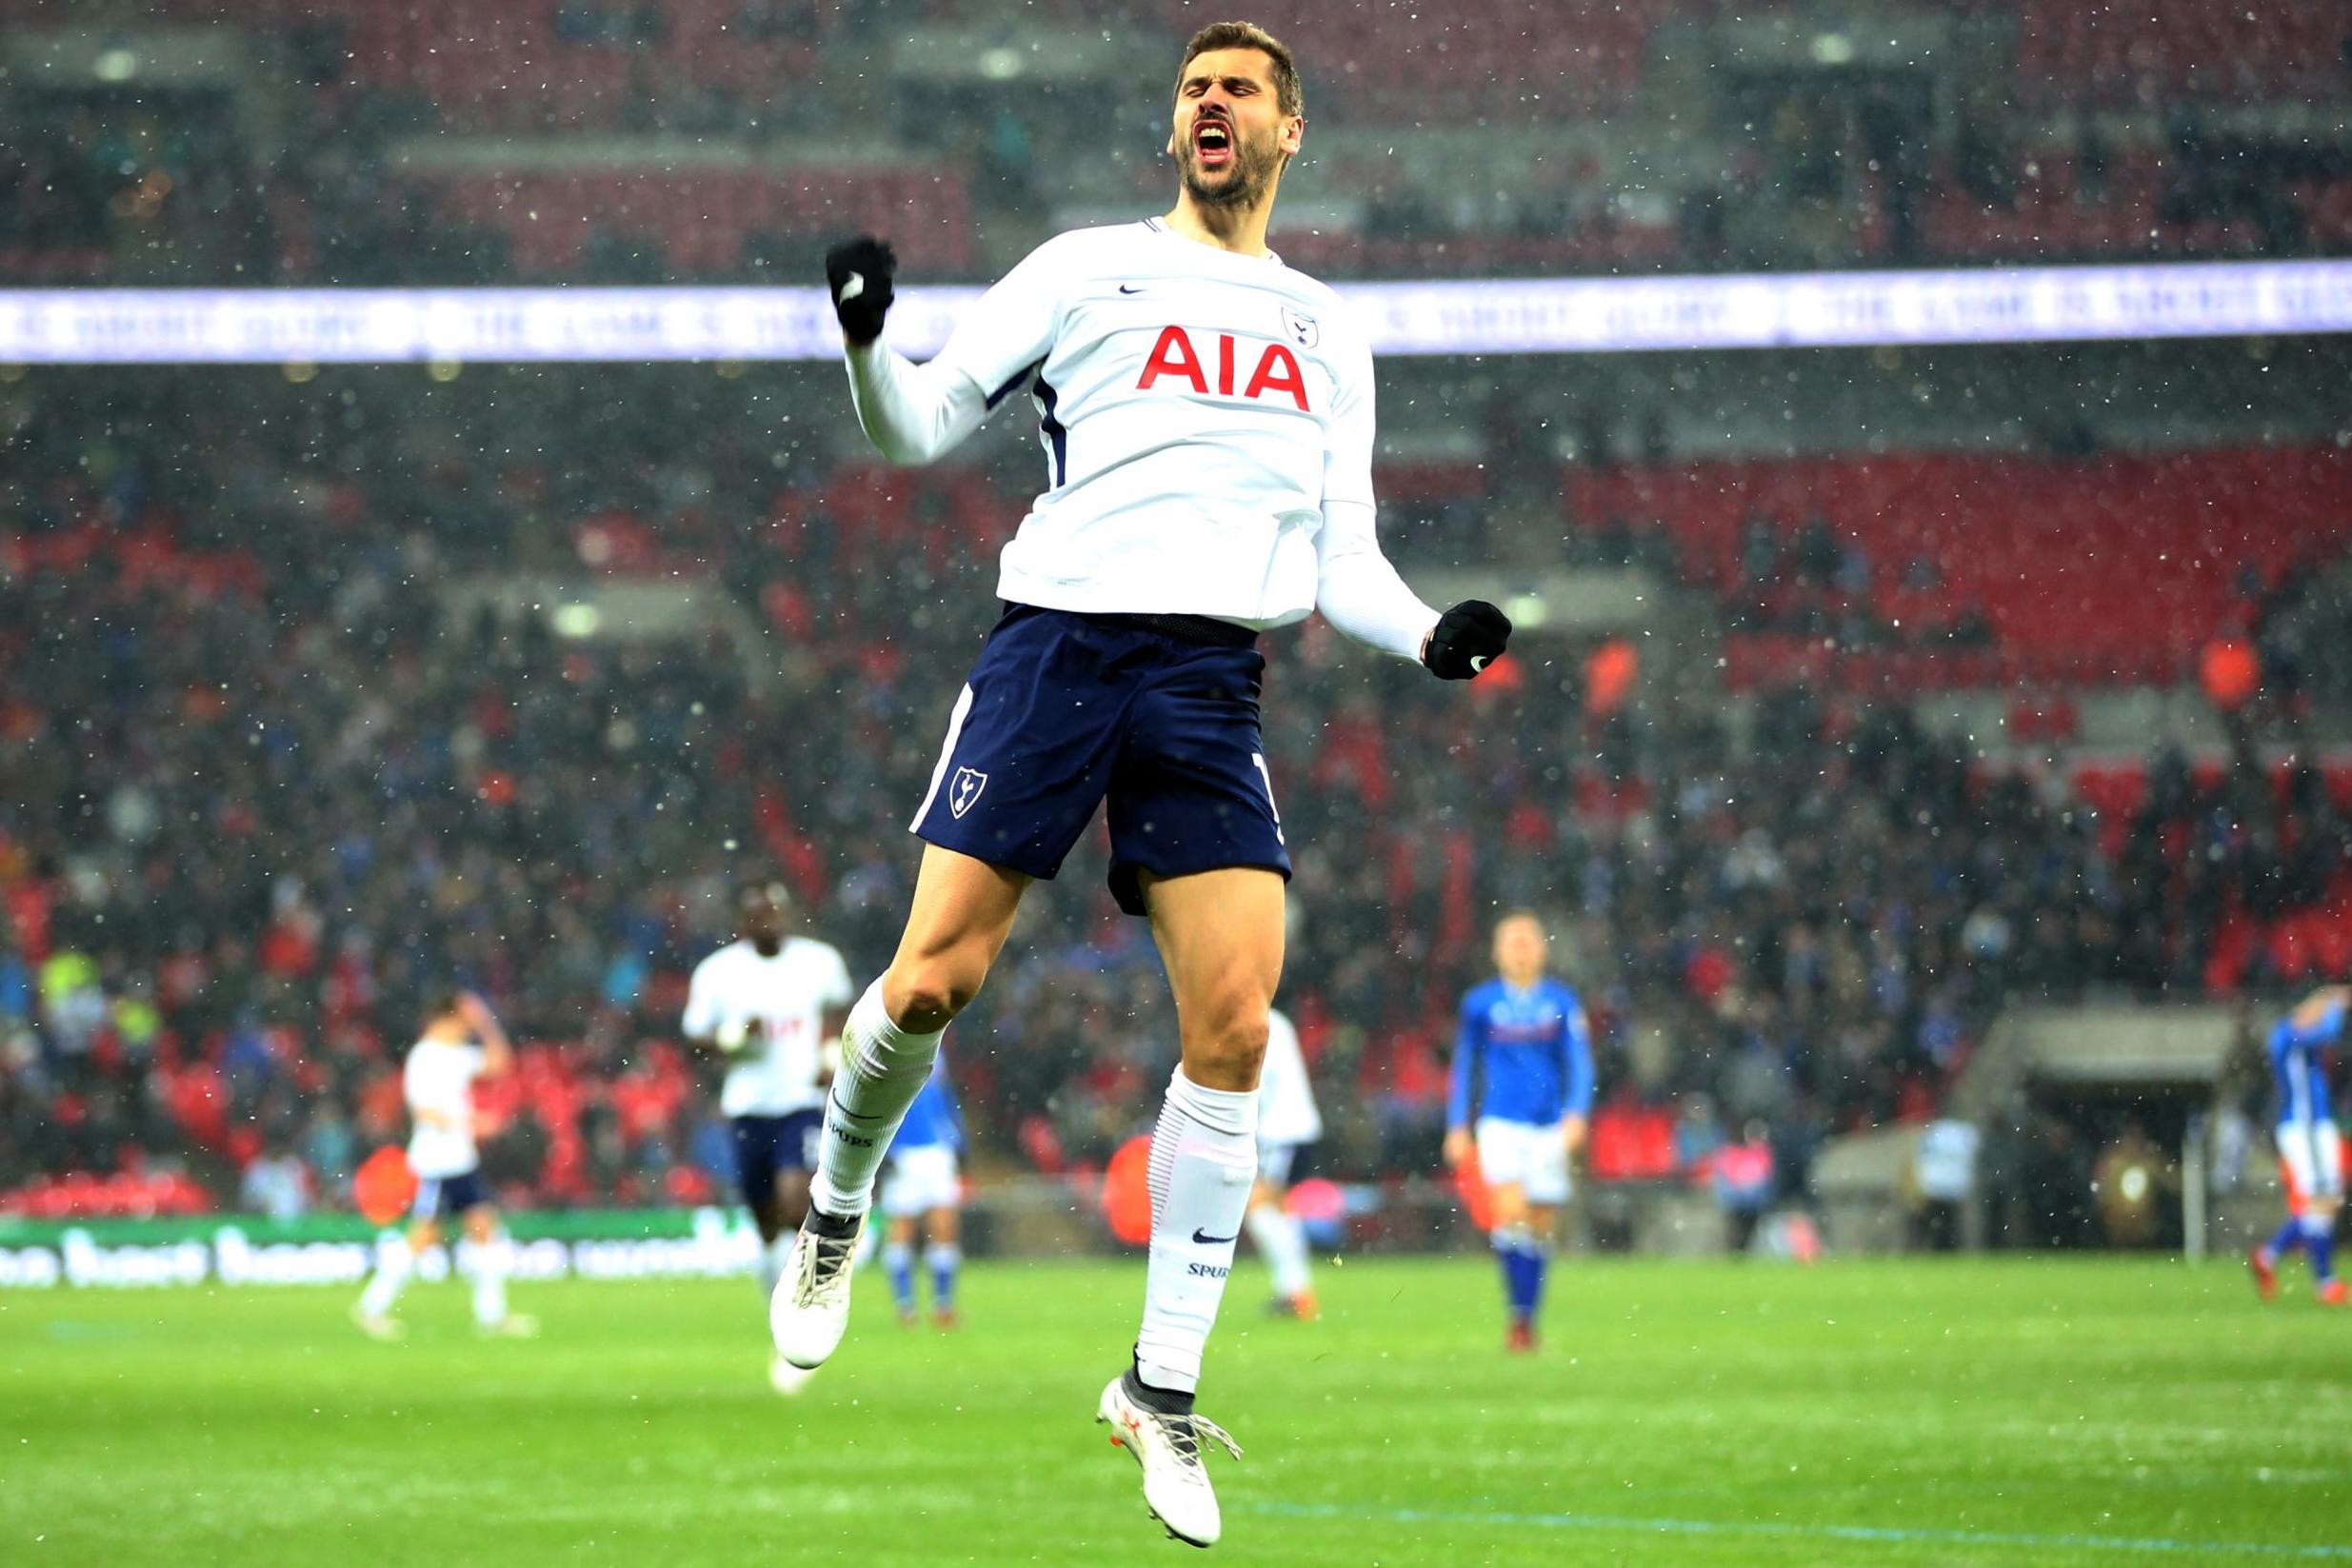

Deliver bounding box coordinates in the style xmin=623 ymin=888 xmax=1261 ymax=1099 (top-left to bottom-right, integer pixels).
xmin=1175 ymin=102 xmax=1285 ymax=208
xmin=1168 ymin=47 xmax=1300 ymax=212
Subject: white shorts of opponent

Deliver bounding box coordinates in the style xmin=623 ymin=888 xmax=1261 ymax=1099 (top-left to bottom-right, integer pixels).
xmin=882 ymin=1143 xmax=962 ymax=1219
xmin=1257 ymin=1140 xmax=1306 ymax=1190
xmin=2278 ymin=1120 xmax=2347 ymax=1213
xmin=1476 ymin=1116 xmax=1572 ymax=1206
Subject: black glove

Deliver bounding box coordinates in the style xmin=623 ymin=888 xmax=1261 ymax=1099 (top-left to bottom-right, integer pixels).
xmin=825 ymin=235 xmax=896 ymax=347
xmin=1422 ymin=599 xmax=1512 ymax=680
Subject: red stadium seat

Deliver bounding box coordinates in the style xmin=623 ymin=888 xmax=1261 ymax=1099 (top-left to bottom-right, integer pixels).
xmin=1601 ymin=445 xmax=2352 ymax=691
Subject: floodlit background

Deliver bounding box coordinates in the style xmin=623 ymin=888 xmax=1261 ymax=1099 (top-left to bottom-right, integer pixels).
xmin=2 ymin=3 xmax=2350 ymax=1563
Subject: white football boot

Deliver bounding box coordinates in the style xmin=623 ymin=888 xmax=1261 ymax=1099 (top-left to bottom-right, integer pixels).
xmin=349 ymin=1304 xmax=405 ymax=1341
xmin=767 ymin=1353 xmax=815 ymax=1396
xmin=1096 ymin=1374 xmax=1244 ymax=1548
xmin=769 ymin=1214 xmax=862 ymax=1370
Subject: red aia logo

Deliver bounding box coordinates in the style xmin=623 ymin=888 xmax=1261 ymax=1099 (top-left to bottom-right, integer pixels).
xmin=1135 ymin=327 xmax=1310 ymax=411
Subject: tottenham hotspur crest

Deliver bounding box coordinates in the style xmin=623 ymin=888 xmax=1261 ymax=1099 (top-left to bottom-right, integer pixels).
xmin=1280 ymin=306 xmax=1319 ymax=349
xmin=949 ymin=766 xmax=988 ymax=819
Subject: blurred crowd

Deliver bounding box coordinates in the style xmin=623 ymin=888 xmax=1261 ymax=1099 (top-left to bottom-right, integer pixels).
xmin=5 ymin=0 xmax=2350 ymax=288
xmin=5 ymin=367 xmax=2348 ymax=1221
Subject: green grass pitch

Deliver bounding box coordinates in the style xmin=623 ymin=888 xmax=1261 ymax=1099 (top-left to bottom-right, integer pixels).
xmin=4 ymin=1256 xmax=2347 ymax=1566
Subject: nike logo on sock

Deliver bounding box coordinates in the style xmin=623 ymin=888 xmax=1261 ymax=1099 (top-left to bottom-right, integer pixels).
xmin=1190 ymin=1228 xmax=1238 ymax=1245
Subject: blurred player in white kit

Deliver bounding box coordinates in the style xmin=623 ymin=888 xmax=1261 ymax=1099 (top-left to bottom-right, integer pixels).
xmin=352 ymin=990 xmax=536 ymax=1340
xmin=1246 ymin=1004 xmax=1322 ymax=1320
xmin=683 ymin=881 xmax=854 ymax=1392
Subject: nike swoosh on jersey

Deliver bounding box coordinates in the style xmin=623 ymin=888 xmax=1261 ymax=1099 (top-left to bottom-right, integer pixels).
xmin=1118 ymin=284 xmax=1145 ymax=294
xmin=1190 ymin=1228 xmax=1238 ymax=1245
xmin=839 ymin=271 xmax=866 ymax=302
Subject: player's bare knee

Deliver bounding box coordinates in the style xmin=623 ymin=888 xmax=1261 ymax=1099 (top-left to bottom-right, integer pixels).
xmin=1183 ymin=1011 xmax=1269 ymax=1091
xmin=884 ymin=957 xmax=985 ymax=1032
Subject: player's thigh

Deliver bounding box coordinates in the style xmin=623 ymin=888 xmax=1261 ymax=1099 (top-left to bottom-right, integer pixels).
xmin=2279 ymin=1121 xmax=2338 ymax=1211
xmin=1524 ymin=1203 xmax=1561 ymax=1241
xmin=1257 ymin=1142 xmax=1296 ymax=1191
xmin=1485 ymin=1181 xmax=1531 ymax=1231
xmin=906 ymin=607 xmax=1133 ymax=922
xmin=879 ymin=1153 xmax=924 ymax=1224
xmin=767 ymin=1170 xmax=811 ymax=1230
xmin=1140 ymin=865 xmax=1286 ymax=1089
xmin=1522 ymin=1134 xmax=1573 ymax=1209
xmin=1477 ymin=1120 xmax=1558 ymax=1226
xmin=732 ymin=1117 xmax=784 ymax=1214
xmin=1473 ymin=1119 xmax=1527 ymax=1186
xmin=1105 ymin=645 xmax=1288 ymax=919
xmin=927 ymin=1204 xmax=959 ymax=1244
xmin=884 ymin=844 xmax=1032 ymax=1021
xmin=461 ymin=1204 xmax=498 ymax=1245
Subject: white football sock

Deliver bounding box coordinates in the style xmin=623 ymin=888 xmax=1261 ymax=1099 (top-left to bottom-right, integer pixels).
xmin=468 ymin=1235 xmax=510 ymax=1326
xmin=1246 ymin=1201 xmax=1312 ymax=1299
xmin=810 ymin=980 xmax=946 ymax=1220
xmin=1134 ymin=1068 xmax=1259 ymax=1395
xmin=358 ymin=1239 xmax=412 ymax=1318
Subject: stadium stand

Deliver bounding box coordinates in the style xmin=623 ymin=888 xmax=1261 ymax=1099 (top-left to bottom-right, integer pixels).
xmin=1573 ymin=446 xmax=2352 ymax=686
xmin=2009 ymin=0 xmax=2352 ymax=109
xmin=4 ymin=0 xmax=2350 ymax=286
xmin=5 ymin=359 xmax=2349 ymax=1216
xmin=7 ymin=0 xmax=2352 ymax=1225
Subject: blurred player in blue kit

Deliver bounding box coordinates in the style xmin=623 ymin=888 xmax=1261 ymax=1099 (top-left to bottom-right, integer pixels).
xmin=880 ymin=1053 xmax=964 ymax=1327
xmin=2249 ymin=984 xmax=2348 ymax=1306
xmin=1445 ymin=912 xmax=1594 ymax=1352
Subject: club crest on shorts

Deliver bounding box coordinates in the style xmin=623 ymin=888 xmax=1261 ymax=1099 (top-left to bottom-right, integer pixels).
xmin=949 ymin=766 xmax=988 ymax=819
xmin=1280 ymin=306 xmax=1319 ymax=349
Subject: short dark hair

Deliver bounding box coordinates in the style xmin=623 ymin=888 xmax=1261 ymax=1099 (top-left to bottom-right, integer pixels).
xmin=1175 ymin=21 xmax=1303 ymax=120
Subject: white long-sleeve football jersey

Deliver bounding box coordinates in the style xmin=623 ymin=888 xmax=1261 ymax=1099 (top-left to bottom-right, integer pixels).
xmin=844 ymin=220 xmax=1435 ymax=657
xmin=1257 ymin=1006 xmax=1324 ymax=1148
xmin=682 ymin=937 xmax=855 ymax=1119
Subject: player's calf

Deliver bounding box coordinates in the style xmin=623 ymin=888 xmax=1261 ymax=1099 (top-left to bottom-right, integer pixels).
xmin=885 ymin=1238 xmax=920 ymax=1325
xmin=1133 ymin=1069 xmax=1258 ymax=1395
xmin=808 ymin=981 xmax=946 ymax=1221
xmin=2247 ymin=1243 xmax=2280 ymax=1301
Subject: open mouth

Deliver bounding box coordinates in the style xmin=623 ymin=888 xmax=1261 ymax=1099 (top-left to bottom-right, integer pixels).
xmin=1192 ymin=120 xmax=1233 ymax=169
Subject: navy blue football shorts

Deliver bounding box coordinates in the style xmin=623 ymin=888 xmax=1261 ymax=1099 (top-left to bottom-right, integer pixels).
xmin=731 ymin=1108 xmax=824 ymax=1211
xmin=411 ymin=1168 xmax=488 ymax=1221
xmin=910 ymin=604 xmax=1291 ymax=916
